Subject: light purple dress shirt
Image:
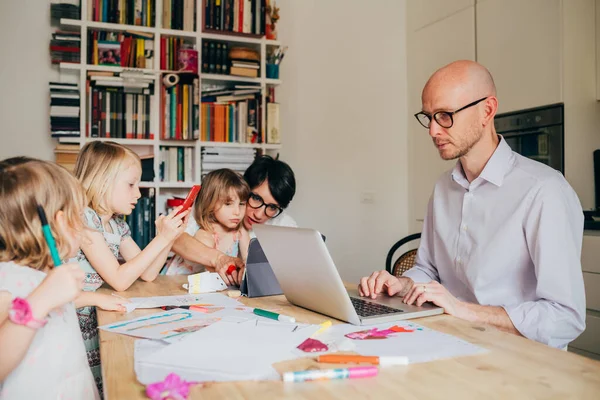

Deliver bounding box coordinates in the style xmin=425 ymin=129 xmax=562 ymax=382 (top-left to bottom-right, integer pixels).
xmin=404 ymin=136 xmax=586 ymax=349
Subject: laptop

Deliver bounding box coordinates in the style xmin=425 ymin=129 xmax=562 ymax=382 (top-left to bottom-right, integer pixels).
xmin=253 ymin=225 xmax=443 ymax=325
xmin=241 ymin=235 xmax=327 ymax=298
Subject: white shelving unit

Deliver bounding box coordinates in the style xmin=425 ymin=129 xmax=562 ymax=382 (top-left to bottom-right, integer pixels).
xmin=55 ymin=1 xmax=284 ymax=216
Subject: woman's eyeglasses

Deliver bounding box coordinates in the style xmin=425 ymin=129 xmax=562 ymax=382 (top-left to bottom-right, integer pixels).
xmin=248 ymin=192 xmax=283 ymax=218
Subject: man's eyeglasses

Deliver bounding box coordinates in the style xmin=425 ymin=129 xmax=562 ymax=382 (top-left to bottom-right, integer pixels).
xmin=248 ymin=192 xmax=283 ymax=218
xmin=414 ymin=97 xmax=488 ymax=129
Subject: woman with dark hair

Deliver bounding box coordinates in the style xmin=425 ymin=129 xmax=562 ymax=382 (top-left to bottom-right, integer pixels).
xmin=171 ymin=155 xmax=297 ymax=286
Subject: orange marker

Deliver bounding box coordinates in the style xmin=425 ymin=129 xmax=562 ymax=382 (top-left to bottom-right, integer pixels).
xmin=317 ymin=354 xmax=408 ymax=366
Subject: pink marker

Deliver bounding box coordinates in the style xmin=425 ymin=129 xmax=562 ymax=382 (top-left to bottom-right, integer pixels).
xmin=283 ymin=366 xmax=378 ymax=383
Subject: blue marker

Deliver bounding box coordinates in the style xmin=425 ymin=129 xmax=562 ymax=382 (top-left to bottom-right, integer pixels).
xmin=37 ymin=205 xmax=62 ymax=267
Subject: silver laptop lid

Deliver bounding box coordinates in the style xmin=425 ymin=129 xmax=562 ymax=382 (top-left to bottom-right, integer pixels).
xmin=253 ymin=225 xmax=361 ymax=325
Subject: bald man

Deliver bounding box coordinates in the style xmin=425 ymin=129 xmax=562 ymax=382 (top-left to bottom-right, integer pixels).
xmin=359 ymin=60 xmax=585 ymax=349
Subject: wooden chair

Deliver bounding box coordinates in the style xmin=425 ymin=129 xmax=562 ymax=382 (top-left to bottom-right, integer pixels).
xmin=385 ymin=233 xmax=421 ymax=277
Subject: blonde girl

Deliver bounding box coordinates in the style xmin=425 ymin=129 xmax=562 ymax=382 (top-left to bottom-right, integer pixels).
xmin=0 ymin=157 xmax=99 ymax=399
xmin=72 ymin=141 xmax=189 ymax=395
xmin=165 ymin=169 xmax=250 ymax=284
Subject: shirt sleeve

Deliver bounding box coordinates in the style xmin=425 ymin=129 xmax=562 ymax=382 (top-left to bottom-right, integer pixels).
xmin=185 ymin=215 xmax=200 ymax=236
xmin=503 ymin=175 xmax=586 ymax=349
xmin=402 ymin=195 xmax=440 ymax=283
xmin=83 ymin=207 xmax=103 ymax=232
xmin=114 ymin=216 xmax=131 ymax=239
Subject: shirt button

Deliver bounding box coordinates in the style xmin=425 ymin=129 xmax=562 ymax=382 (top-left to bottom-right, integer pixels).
xmin=456 ymin=256 xmax=461 ymax=263
xmin=462 ymin=224 xmax=467 ymax=231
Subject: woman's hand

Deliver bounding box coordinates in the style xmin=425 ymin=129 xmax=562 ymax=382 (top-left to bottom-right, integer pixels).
xmin=213 ymin=254 xmax=245 ymax=286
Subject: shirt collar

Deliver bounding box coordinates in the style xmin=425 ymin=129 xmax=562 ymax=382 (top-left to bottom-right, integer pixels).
xmin=451 ymin=135 xmax=515 ymax=188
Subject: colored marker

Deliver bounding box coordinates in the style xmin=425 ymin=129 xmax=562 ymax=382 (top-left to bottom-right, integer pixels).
xmin=317 ymin=354 xmax=408 ymax=367
xmin=283 ymin=366 xmax=378 ymax=383
xmin=253 ymin=307 xmax=296 ymax=323
xmin=312 ymin=320 xmax=332 ymax=337
xmin=37 ymin=205 xmax=62 ymax=267
xmin=161 ymin=305 xmax=206 ymax=311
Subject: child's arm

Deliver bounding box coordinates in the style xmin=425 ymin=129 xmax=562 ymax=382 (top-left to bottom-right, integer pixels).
xmin=0 ymin=264 xmax=83 ymax=381
xmin=74 ymin=291 xmax=128 ymax=312
xmin=80 ymin=208 xmax=188 ymax=292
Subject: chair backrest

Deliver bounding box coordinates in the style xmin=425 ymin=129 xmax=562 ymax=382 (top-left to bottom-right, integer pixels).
xmin=385 ymin=233 xmax=421 ymax=277
xmin=391 ymin=249 xmax=418 ymax=277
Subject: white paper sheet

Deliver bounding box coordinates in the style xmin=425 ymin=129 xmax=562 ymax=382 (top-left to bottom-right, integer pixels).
xmin=296 ymin=320 xmax=487 ymax=363
xmin=99 ymin=309 xmax=224 ymax=340
xmin=125 ymin=293 xmax=242 ymax=313
xmin=136 ymin=320 xmax=320 ymax=383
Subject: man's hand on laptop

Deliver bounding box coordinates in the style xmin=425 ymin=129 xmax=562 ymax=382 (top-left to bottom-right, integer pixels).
xmin=402 ymin=281 xmax=463 ymax=316
xmin=358 ymin=270 xmax=414 ymax=299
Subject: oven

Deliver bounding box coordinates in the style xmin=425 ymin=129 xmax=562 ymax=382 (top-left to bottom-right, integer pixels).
xmin=494 ymin=103 xmax=564 ymax=174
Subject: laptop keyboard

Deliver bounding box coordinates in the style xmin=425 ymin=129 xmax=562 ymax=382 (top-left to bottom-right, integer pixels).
xmin=350 ymin=297 xmax=403 ymax=318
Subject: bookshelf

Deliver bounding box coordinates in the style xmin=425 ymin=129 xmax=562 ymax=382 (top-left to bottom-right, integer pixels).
xmin=51 ymin=0 xmax=284 ymax=220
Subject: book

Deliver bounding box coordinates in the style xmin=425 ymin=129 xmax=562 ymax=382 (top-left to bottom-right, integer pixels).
xmin=266 ymin=102 xmax=280 ymax=143
xmin=98 ymin=41 xmax=121 ymax=66
xmin=178 ymin=49 xmax=198 ymax=73
xmin=229 ymin=66 xmax=258 ymax=78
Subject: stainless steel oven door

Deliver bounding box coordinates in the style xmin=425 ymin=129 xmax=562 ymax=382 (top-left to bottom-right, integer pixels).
xmin=502 ymin=126 xmax=563 ymax=173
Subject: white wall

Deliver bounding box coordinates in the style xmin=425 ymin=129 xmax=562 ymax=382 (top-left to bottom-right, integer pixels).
xmin=562 ymin=0 xmax=600 ymax=210
xmin=277 ymin=0 xmax=410 ymax=282
xmin=0 ymin=0 xmax=57 ymax=161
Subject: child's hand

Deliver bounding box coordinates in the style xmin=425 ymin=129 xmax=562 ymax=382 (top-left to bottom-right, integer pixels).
xmin=28 ymin=263 xmax=84 ymax=317
xmin=96 ymin=293 xmax=128 ymax=312
xmin=155 ymin=206 xmax=189 ymax=243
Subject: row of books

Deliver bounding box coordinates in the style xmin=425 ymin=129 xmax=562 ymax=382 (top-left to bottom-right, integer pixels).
xmin=160 ymin=75 xmax=200 ymax=140
xmin=50 ymin=82 xmax=80 ymax=138
xmin=160 ymin=37 xmax=197 ymax=72
xmin=88 ymin=0 xmax=156 ymax=27
xmin=159 ymin=146 xmax=194 ymax=182
xmin=162 ymin=0 xmax=196 ymax=31
xmin=201 ymin=147 xmax=256 ymax=175
xmin=125 ymin=190 xmax=156 ymax=249
xmin=50 ymin=30 xmax=81 ymax=64
xmin=88 ymin=77 xmax=155 ymax=139
xmin=200 ymin=99 xmax=260 ymax=143
xmin=88 ymin=30 xmax=154 ymax=68
xmin=204 ymin=0 xmax=266 ymax=36
xmin=201 ymin=41 xmax=229 ymax=75
xmin=51 ymin=0 xmax=81 ymax=19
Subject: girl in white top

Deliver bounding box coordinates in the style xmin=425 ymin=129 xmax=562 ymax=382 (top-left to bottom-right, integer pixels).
xmin=71 ymin=141 xmax=189 ymax=395
xmin=165 ymin=169 xmax=251 ymax=275
xmin=0 ymin=157 xmax=99 ymax=400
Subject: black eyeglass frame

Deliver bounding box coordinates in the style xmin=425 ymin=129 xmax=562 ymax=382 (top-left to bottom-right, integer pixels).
xmin=247 ymin=192 xmax=283 ymax=218
xmin=414 ymin=96 xmax=488 ymax=129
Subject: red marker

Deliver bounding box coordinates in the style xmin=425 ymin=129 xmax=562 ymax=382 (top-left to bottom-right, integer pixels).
xmin=226 ymin=265 xmax=237 ymax=275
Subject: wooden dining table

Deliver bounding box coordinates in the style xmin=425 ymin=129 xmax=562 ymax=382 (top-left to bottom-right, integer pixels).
xmin=97 ymin=276 xmax=600 ymax=399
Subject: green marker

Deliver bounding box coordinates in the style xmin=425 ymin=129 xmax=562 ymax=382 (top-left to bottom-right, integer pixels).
xmin=37 ymin=205 xmax=62 ymax=267
xmin=253 ymin=307 xmax=296 ymax=323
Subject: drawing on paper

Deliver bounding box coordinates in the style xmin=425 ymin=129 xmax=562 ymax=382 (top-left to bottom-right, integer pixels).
xmin=297 ymin=338 xmax=329 ymax=353
xmin=345 ymin=325 xmax=415 ymax=340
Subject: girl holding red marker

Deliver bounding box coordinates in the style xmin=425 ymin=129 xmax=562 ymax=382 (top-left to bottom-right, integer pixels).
xmin=164 ymin=169 xmax=250 ymax=285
